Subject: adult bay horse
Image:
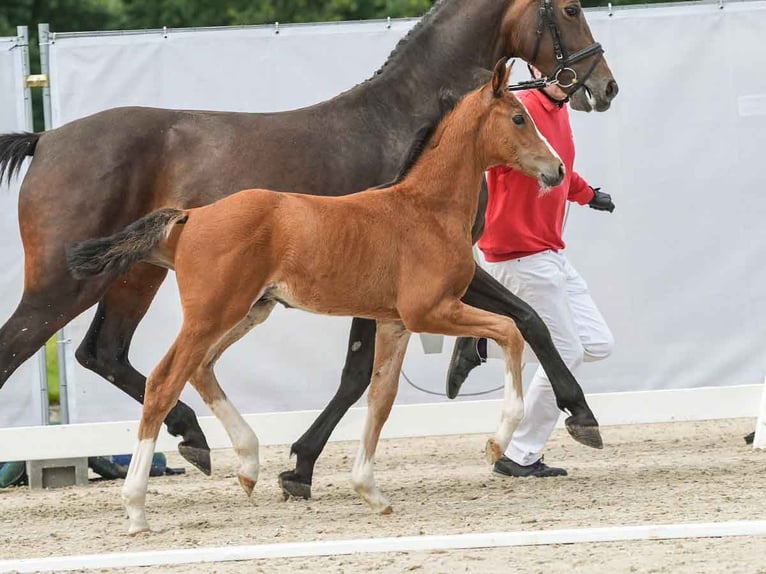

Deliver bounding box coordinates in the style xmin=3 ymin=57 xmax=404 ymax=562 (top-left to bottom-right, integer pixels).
xmin=0 ymin=0 xmax=618 ymax=497
xmin=67 ymin=60 xmax=565 ymax=533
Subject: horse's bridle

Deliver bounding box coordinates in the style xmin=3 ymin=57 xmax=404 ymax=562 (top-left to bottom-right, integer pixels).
xmin=507 ymin=0 xmax=604 ymax=93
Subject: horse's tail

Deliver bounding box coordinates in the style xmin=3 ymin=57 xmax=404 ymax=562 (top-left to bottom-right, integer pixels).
xmin=0 ymin=132 xmax=40 ymax=185
xmin=66 ymin=208 xmax=188 ymax=279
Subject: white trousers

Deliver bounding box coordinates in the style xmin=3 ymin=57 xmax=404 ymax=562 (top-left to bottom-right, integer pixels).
xmin=480 ymin=250 xmax=614 ymax=466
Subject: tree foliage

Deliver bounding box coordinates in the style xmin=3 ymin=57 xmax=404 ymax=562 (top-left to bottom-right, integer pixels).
xmin=0 ymin=0 xmax=436 ymax=36
xmin=1 ymin=0 xmax=682 ymax=37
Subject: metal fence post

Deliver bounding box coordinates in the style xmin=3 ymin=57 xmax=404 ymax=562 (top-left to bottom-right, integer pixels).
xmin=37 ymin=23 xmax=71 ymax=425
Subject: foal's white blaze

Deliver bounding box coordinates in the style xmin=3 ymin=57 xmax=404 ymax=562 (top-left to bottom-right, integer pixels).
xmin=210 ymin=398 xmax=260 ymax=490
xmin=517 ymin=97 xmax=563 ymax=192
xmin=122 ymin=438 xmax=156 ymax=535
xmin=351 ymin=442 xmax=391 ymax=514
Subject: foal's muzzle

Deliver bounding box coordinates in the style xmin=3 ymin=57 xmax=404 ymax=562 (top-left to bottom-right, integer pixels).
xmin=540 ymin=163 xmax=565 ymax=188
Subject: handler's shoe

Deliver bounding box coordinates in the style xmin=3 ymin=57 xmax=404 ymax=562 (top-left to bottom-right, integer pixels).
xmin=493 ymin=456 xmax=567 ymax=478
xmin=446 ymin=337 xmax=487 ymax=399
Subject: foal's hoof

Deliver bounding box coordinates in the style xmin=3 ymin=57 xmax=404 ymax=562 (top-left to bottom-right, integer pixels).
xmin=565 ymin=416 xmax=603 ymax=450
xmin=484 ymin=438 xmax=504 ymax=464
xmin=128 ymin=526 xmax=151 ymax=537
xmin=238 ymin=474 xmax=256 ymax=498
xmin=178 ymin=443 xmax=212 ymax=476
xmin=278 ymin=470 xmax=312 ymax=500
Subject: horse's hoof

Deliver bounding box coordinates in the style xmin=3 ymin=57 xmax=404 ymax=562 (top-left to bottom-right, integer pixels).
xmin=278 ymin=470 xmax=312 ymax=500
xmin=238 ymin=474 xmax=256 ymax=498
xmin=178 ymin=443 xmax=212 ymax=476
xmin=484 ymin=438 xmax=504 ymax=463
xmin=380 ymin=505 xmax=393 ymax=515
xmin=565 ymin=416 xmax=604 ymax=449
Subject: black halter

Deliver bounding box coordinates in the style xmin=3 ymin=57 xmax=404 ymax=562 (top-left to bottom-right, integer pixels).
xmin=507 ymin=0 xmax=604 ymax=93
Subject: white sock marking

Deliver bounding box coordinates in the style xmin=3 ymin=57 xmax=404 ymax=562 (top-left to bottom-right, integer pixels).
xmin=495 ymin=368 xmax=525 ymax=451
xmin=210 ymin=398 xmax=259 ymax=482
xmin=122 ymin=439 xmax=156 ymax=535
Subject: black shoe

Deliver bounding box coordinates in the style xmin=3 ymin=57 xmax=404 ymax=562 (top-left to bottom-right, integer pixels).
xmin=492 ymin=456 xmax=567 ymax=478
xmin=446 ymin=337 xmax=486 ymax=399
xmin=745 ymin=431 xmax=755 ymax=445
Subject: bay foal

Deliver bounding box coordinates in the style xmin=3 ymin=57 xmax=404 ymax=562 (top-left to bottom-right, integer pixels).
xmin=68 ymin=60 xmax=564 ymax=534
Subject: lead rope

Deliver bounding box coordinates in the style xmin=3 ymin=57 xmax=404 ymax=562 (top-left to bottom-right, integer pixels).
xmin=401 ymin=368 xmax=505 ymax=398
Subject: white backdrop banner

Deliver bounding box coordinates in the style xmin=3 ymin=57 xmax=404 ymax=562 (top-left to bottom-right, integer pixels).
xmin=0 ymin=34 xmax=42 ymax=428
xmin=565 ymin=1 xmax=766 ymax=393
xmin=43 ymin=3 xmax=766 ymax=423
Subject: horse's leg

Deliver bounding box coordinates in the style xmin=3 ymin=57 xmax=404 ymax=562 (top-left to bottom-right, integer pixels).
xmin=189 ymin=300 xmax=276 ymax=496
xmin=0 ymin=268 xmax=112 ymax=392
xmin=351 ymin=320 xmax=410 ymax=514
xmin=75 ymin=264 xmax=212 ymax=474
xmin=279 ymin=317 xmax=376 ymax=500
xmin=408 ymin=300 xmax=526 ymax=462
xmin=449 ymin=264 xmax=602 ymax=449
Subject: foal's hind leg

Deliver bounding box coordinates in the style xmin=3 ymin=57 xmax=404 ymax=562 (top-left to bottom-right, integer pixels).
xmin=190 ymin=300 xmax=276 ymax=498
xmin=123 ymin=329 xmax=218 ymax=535
xmin=123 ymin=296 xmax=261 ymax=534
xmin=351 ymin=321 xmax=410 ymax=514
xmin=279 ymin=317 xmax=376 ymax=500
xmin=75 ymin=264 xmax=211 ymax=474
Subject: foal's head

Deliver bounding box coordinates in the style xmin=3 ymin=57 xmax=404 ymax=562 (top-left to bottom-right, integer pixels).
xmin=470 ymin=59 xmax=565 ymax=189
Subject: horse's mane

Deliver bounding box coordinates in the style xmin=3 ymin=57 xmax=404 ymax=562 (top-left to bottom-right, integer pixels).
xmin=374 ymin=88 xmax=459 ymax=190
xmin=370 ymin=0 xmax=450 ymax=78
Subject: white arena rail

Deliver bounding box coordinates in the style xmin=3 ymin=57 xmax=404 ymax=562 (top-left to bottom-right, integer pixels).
xmin=2 ymin=519 xmax=766 ymax=573
xmin=0 ymin=384 xmax=763 ymax=462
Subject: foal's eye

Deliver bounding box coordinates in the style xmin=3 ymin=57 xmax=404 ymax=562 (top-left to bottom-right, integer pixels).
xmin=512 ymin=114 xmax=525 ymax=126
xmin=564 ymin=5 xmax=580 ymax=16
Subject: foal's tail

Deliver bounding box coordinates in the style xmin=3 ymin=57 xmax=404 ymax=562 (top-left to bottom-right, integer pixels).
xmin=66 ymin=208 xmax=188 ymax=279
xmin=0 ymin=132 xmax=40 ymax=185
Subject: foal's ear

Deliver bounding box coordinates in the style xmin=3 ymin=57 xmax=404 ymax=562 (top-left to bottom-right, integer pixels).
xmin=492 ymin=57 xmax=511 ymax=97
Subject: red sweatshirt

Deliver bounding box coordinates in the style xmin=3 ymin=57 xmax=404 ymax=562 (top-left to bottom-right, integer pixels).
xmin=478 ymin=89 xmax=594 ymax=262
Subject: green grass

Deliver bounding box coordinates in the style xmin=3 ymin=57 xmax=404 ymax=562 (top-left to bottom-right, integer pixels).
xmin=45 ymin=337 xmax=60 ymax=405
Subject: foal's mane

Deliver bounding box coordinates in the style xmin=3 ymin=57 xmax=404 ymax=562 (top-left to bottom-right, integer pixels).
xmin=374 ymin=88 xmax=459 ymax=190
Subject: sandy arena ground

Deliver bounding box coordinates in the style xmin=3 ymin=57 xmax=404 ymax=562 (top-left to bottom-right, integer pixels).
xmin=1 ymin=418 xmax=765 ymax=573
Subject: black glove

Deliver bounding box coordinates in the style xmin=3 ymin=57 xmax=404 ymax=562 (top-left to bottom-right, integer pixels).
xmin=588 ymin=187 xmax=615 ymax=212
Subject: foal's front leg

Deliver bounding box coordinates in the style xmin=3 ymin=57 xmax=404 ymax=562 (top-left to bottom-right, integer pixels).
xmin=455 ymin=264 xmax=601 ymax=449
xmin=406 ymin=299 xmax=526 ymax=463
xmin=351 ymin=320 xmax=410 ymax=514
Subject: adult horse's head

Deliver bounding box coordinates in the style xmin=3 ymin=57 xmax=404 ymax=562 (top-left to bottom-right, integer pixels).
xmin=475 ymin=59 xmax=565 ymax=188
xmin=503 ymin=0 xmax=618 ymax=112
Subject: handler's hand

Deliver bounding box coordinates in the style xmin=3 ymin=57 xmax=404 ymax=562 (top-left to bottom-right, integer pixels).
xmin=588 ymin=187 xmax=615 ymax=213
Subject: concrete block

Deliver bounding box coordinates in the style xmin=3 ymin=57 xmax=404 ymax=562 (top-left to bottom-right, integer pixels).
xmin=26 ymin=458 xmax=89 ymax=489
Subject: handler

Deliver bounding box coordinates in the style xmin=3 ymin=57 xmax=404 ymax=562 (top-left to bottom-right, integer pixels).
xmin=447 ymin=67 xmax=615 ymax=478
